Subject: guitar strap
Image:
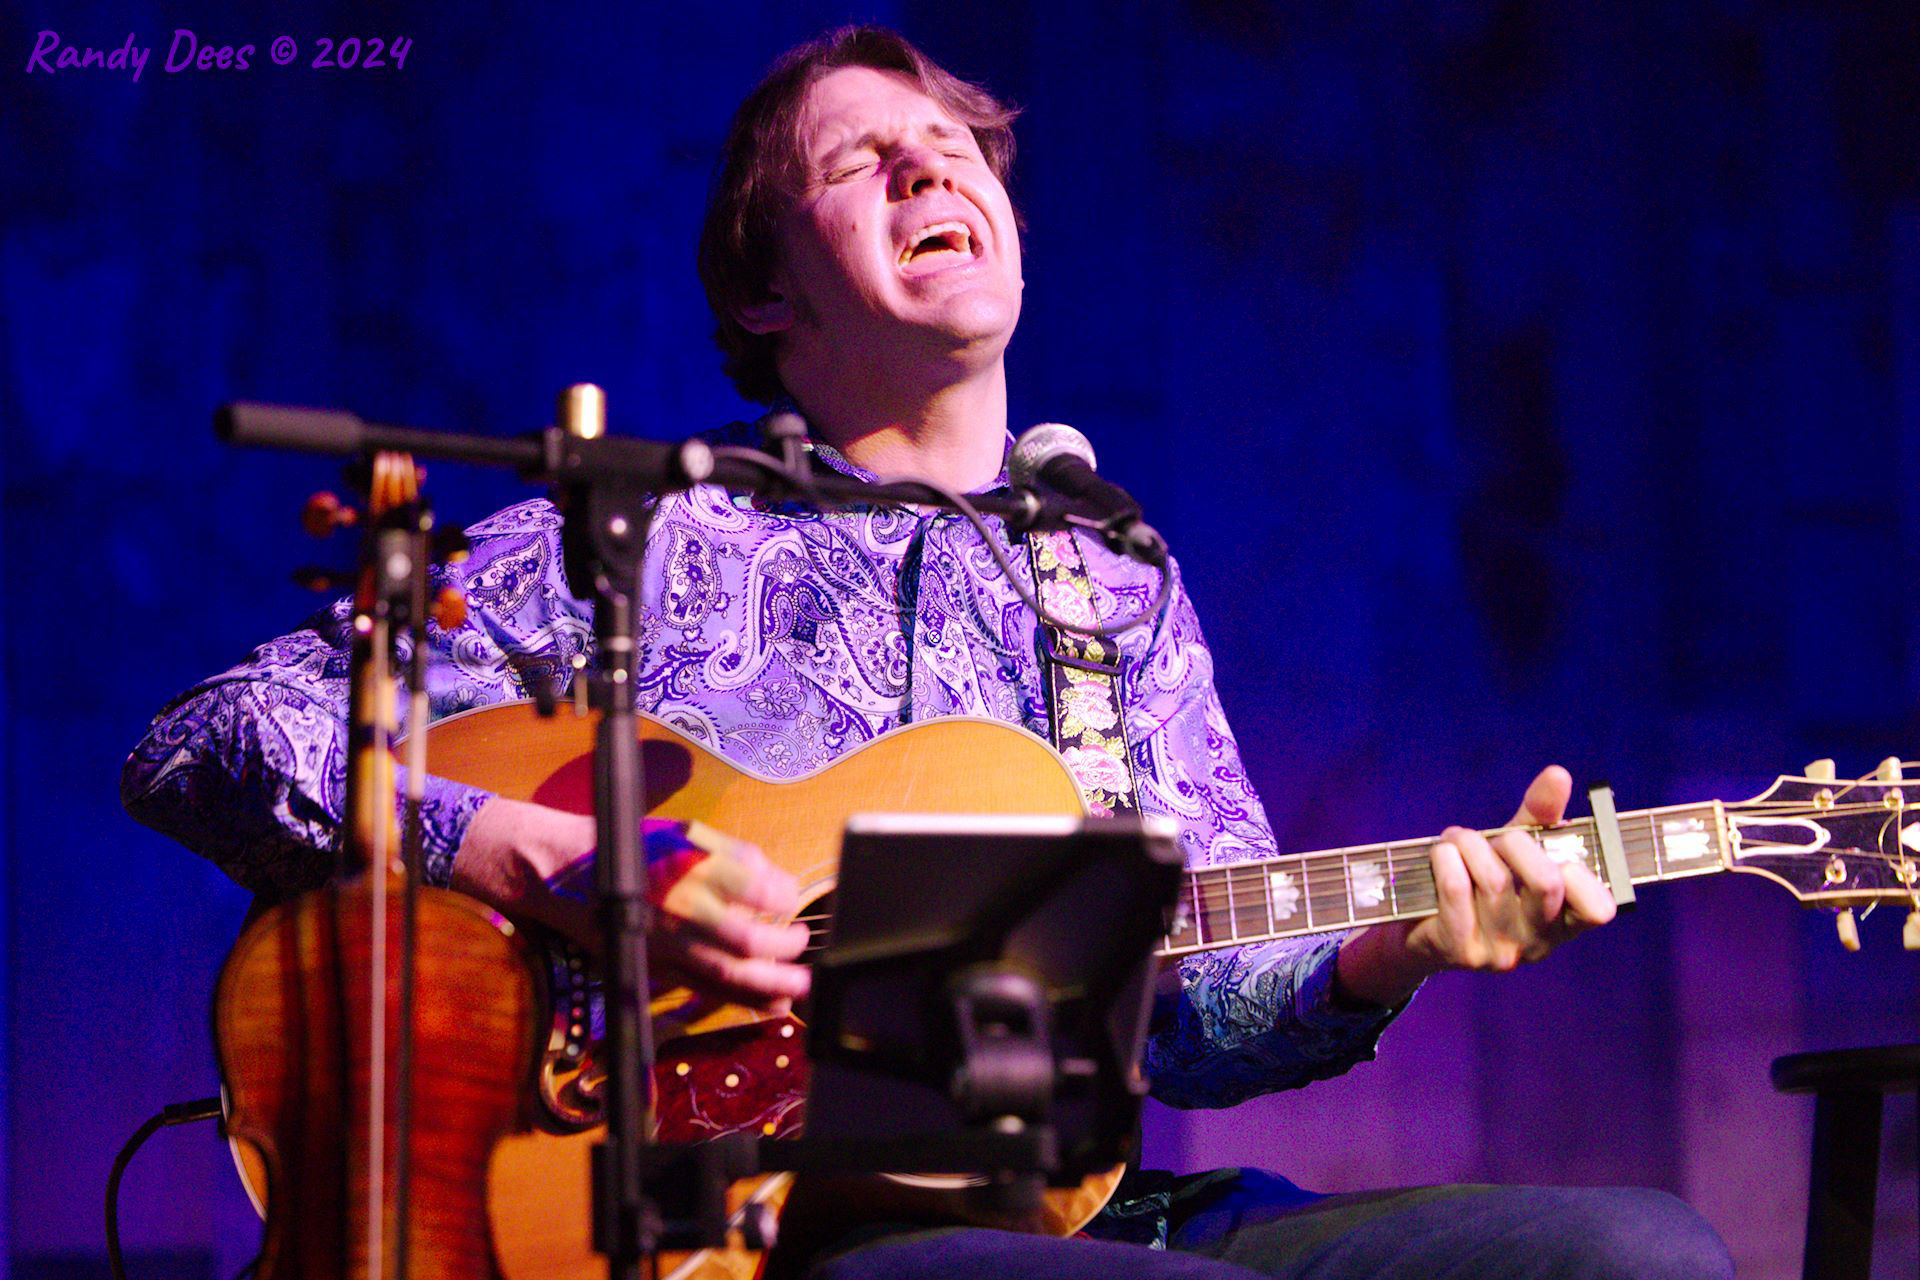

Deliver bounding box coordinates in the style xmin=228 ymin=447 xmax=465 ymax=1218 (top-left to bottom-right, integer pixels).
xmin=1027 ymin=528 xmax=1169 ymax=1236
xmin=1025 ymin=528 xmax=1143 ymax=817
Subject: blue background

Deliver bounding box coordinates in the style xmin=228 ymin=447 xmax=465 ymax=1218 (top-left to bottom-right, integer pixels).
xmin=5 ymin=2 xmax=1918 ymax=1276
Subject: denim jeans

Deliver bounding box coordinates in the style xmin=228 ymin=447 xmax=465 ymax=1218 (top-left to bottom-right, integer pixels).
xmin=803 ymin=1169 xmax=1735 ymax=1280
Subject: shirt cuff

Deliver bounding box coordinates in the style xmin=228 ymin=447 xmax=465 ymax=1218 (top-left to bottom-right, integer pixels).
xmin=392 ymin=767 xmax=493 ymax=888
xmin=1289 ymin=932 xmax=1410 ymax=1037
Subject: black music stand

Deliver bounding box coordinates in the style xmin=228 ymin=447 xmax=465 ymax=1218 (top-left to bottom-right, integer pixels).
xmin=805 ymin=812 xmax=1183 ymax=1193
xmin=636 ymin=812 xmax=1184 ymax=1252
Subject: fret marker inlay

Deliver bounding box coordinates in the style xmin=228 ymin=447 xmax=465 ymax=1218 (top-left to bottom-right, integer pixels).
xmin=1661 ymin=819 xmax=1711 ymax=861
xmin=1541 ymin=831 xmax=1588 ymax=865
xmin=1269 ymin=869 xmax=1301 ymax=920
xmin=1350 ymin=859 xmax=1386 ymax=908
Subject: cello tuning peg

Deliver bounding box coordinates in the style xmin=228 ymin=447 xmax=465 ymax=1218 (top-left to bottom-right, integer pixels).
xmin=430 ymin=586 xmax=467 ymax=631
xmin=1804 ymin=759 xmax=1836 ymax=781
xmin=292 ymin=565 xmax=351 ymax=593
xmin=431 ymin=528 xmax=472 ymax=565
xmin=1836 ymin=908 xmax=1861 ymax=952
xmin=1905 ymin=909 xmax=1920 ymax=952
xmin=301 ymin=491 xmax=359 ymax=538
xmin=1876 ymin=757 xmax=1904 ymax=782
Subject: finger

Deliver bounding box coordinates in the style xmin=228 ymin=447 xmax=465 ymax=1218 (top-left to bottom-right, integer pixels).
xmin=658 ymin=857 xmax=793 ymax=933
xmin=695 ymin=912 xmax=811 ymax=963
xmin=1508 ymin=765 xmax=1573 ymax=828
xmin=674 ymin=941 xmax=813 ymax=1008
xmin=685 ymin=825 xmax=800 ymax=917
xmin=1427 ymin=839 xmax=1479 ymax=959
xmin=1493 ymin=830 xmax=1566 ymax=926
xmin=1557 ymin=859 xmax=1618 ymax=930
xmin=657 ymin=874 xmax=730 ymax=931
xmin=730 ymin=855 xmax=801 ymax=919
xmin=651 ymin=952 xmax=796 ymax=1018
xmin=1446 ymin=826 xmax=1513 ymax=902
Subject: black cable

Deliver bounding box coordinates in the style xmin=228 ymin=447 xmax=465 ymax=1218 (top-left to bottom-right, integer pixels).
xmin=890 ymin=473 xmax=1177 ymax=639
xmin=709 ymin=445 xmax=1176 ymax=637
xmin=106 ymin=1096 xmax=222 ymax=1280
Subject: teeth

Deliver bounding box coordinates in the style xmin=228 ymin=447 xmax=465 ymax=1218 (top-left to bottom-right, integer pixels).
xmin=902 ymin=221 xmax=973 ymax=263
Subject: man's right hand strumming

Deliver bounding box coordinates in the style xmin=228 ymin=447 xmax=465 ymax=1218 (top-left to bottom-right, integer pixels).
xmin=450 ymin=795 xmax=811 ymax=1013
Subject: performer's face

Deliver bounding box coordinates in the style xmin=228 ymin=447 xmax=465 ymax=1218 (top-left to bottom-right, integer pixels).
xmin=758 ymin=65 xmax=1024 ymax=371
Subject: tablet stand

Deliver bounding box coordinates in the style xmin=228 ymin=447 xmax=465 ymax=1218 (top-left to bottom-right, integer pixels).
xmin=636 ymin=814 xmax=1184 ymax=1252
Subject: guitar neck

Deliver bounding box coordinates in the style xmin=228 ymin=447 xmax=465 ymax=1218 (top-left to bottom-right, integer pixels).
xmin=1160 ymin=800 xmax=1731 ymax=956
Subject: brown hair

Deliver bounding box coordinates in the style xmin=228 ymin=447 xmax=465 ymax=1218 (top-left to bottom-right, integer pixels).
xmin=696 ymin=26 xmax=1021 ymax=404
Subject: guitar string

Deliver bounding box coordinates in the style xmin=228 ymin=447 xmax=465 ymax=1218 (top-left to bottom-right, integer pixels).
xmin=787 ymin=840 xmax=1644 ymax=930
xmin=799 ymin=800 xmax=1886 ymax=918
xmin=790 ymin=810 xmax=1913 ymax=934
xmin=785 ymin=837 xmax=1637 ymax=929
xmin=1176 ymin=811 xmax=1920 ymax=894
xmin=1182 ymin=839 xmax=1643 ymax=898
xmin=798 ymin=866 xmax=1912 ymax=955
xmin=1174 ymin=838 xmax=1914 ymax=941
xmin=1175 ymin=834 xmax=1650 ymax=939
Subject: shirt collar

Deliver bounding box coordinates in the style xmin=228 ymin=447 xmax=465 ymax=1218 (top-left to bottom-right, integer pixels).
xmin=762 ymin=402 xmax=1014 ymax=496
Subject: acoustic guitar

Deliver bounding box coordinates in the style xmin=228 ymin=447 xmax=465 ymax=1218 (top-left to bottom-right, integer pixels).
xmin=230 ymin=700 xmax=1920 ymax=1280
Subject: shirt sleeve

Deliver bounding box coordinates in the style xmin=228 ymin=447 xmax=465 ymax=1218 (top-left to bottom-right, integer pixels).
xmin=1125 ymin=562 xmax=1407 ymax=1109
xmin=121 ymin=499 xmax=594 ymax=897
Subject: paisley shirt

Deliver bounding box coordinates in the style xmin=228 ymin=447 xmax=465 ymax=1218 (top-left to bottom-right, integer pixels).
xmin=122 ymin=419 xmax=1396 ymax=1117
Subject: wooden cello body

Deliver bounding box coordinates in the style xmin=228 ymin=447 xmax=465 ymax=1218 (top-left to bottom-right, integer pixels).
xmin=216 ymin=453 xmax=539 ymax=1278
xmin=217 ymin=878 xmax=538 ymax=1278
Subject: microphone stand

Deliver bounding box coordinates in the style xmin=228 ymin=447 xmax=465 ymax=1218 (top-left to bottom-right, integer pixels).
xmin=213 ymin=392 xmax=1167 ymax=1280
xmin=547 ymin=385 xmax=663 ymax=1280
xmin=215 ymin=398 xmax=1126 ymax=542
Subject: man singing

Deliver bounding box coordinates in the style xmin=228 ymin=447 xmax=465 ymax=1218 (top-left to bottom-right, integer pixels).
xmin=125 ymin=25 xmax=1732 ymax=1280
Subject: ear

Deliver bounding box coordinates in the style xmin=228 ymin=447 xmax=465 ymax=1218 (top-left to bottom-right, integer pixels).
xmin=735 ymin=290 xmax=795 ymax=335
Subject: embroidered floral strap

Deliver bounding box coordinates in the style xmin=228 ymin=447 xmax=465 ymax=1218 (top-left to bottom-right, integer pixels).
xmin=1027 ymin=528 xmax=1141 ymax=818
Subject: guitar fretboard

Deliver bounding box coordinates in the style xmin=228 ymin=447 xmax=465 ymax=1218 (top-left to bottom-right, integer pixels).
xmin=1160 ymin=801 xmax=1729 ymax=955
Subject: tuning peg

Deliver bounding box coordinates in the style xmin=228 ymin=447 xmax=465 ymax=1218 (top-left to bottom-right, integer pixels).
xmin=1877 ymin=758 xmax=1904 ymax=782
xmin=292 ymin=565 xmax=352 ymax=593
xmin=1836 ymin=908 xmax=1861 ymax=952
xmin=430 ymin=586 xmax=467 ymax=631
xmin=302 ymin=491 xmax=359 ymax=538
xmin=431 ymin=527 xmax=471 ymax=566
xmin=1804 ymin=758 xmax=1836 ymax=781
xmin=1905 ymin=910 xmax=1920 ymax=951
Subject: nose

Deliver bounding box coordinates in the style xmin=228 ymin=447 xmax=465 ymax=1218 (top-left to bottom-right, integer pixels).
xmin=887 ymin=144 xmax=953 ymax=201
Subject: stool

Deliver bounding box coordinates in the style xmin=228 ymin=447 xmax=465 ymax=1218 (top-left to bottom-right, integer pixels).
xmin=1771 ymin=1045 xmax=1920 ymax=1280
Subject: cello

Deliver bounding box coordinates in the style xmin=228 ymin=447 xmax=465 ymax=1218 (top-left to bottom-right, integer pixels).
xmin=214 ymin=452 xmax=539 ymax=1278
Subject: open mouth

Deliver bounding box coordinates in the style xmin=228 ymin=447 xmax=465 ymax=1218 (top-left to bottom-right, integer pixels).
xmin=899 ymin=220 xmax=976 ymax=269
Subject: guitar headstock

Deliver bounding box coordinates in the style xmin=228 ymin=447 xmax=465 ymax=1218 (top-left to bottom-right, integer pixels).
xmin=1729 ymin=757 xmax=1920 ymax=949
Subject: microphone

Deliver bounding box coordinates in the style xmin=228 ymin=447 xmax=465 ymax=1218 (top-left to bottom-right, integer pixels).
xmin=1008 ymin=422 xmax=1167 ymax=565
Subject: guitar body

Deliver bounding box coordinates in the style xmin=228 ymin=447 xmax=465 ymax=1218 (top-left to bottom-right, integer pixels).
xmin=418 ymin=703 xmax=1117 ymax=1280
